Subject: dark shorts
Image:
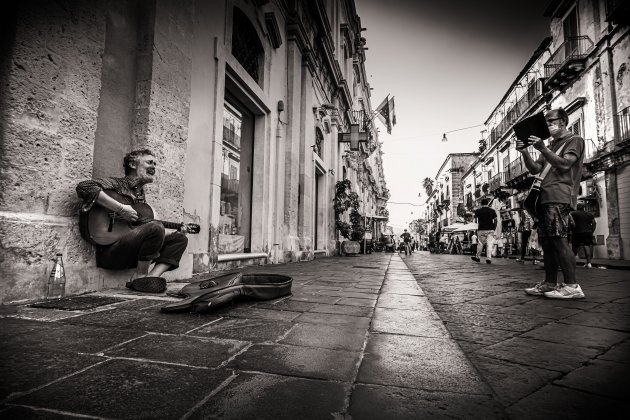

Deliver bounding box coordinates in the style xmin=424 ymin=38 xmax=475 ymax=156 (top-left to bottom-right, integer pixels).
xmin=573 ymin=232 xmax=594 ymax=246
xmin=538 ymin=203 xmax=572 ymax=238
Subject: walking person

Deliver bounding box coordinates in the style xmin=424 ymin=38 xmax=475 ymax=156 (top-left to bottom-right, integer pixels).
xmin=471 ymin=198 xmax=497 ymax=264
xmin=400 ymin=229 xmax=412 ymax=255
xmin=516 ymin=210 xmax=534 ymax=263
xmin=570 ymin=204 xmax=596 ymax=268
xmin=518 ymin=108 xmax=586 ymax=299
xmin=470 ymin=232 xmax=478 ymax=256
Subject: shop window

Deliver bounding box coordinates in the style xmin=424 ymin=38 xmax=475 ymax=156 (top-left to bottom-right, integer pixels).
xmin=219 ymin=100 xmax=254 ymax=253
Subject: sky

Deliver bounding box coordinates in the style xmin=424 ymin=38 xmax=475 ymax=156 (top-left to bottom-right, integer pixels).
xmin=356 ymin=0 xmax=552 ymax=233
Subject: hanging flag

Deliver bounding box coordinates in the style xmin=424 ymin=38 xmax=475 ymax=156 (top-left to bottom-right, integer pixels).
xmin=374 ymin=95 xmax=391 ymax=134
xmin=389 ymin=97 xmax=396 ymax=128
xmin=374 ymin=95 xmax=396 ymax=134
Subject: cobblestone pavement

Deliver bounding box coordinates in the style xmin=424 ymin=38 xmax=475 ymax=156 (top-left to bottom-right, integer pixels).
xmin=1 ymin=251 xmax=628 ymax=419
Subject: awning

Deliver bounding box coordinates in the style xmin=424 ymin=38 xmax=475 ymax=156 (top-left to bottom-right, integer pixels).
xmin=368 ymin=215 xmax=389 ymax=220
xmin=452 ymin=222 xmax=478 ymax=232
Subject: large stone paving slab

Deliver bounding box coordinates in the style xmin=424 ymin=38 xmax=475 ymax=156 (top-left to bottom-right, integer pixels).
xmin=444 ymin=323 xmax=517 ymax=346
xmin=12 ymin=359 xmax=231 ymax=419
xmin=506 ymin=384 xmax=628 ymax=420
xmin=377 ymin=293 xmax=434 ymax=311
xmin=293 ymin=312 xmax=370 ymax=329
xmin=467 ymin=354 xmax=561 ymax=407
xmin=0 ymin=318 xmax=145 ymax=354
xmin=559 ymin=310 xmax=630 ymax=332
xmin=1 ymin=349 xmax=104 ymax=401
xmin=553 ymin=359 xmax=630 ymax=400
xmin=103 ymin=334 xmax=248 ymax=367
xmin=357 ymin=334 xmax=489 ymax=393
xmin=597 ymin=339 xmax=630 ymax=364
xmin=521 ymin=323 xmax=629 ymax=350
xmin=228 ymin=343 xmax=359 ymax=382
xmin=371 ymin=308 xmax=449 ymax=338
xmin=349 ymin=384 xmax=506 ymax=420
xmin=189 ymin=372 xmax=348 ymax=420
xmin=308 ymin=303 xmax=373 ymax=317
xmin=474 ymin=337 xmax=601 ymax=373
xmin=192 ymin=318 xmax=294 ymax=342
xmin=280 ymin=323 xmax=366 ymax=351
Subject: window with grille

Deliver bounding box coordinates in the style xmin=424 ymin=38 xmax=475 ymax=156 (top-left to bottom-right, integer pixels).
xmin=232 ymin=7 xmax=264 ymax=84
xmin=569 ymin=119 xmax=582 ymax=136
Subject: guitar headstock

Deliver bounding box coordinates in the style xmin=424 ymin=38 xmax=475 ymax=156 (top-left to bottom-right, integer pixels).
xmin=184 ymin=224 xmax=201 ymax=234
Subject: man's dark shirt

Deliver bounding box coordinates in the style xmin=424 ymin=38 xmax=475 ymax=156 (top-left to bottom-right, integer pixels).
xmin=76 ymin=176 xmax=146 ymax=211
xmin=475 ymin=206 xmax=497 ymax=230
xmin=571 ymin=210 xmax=595 ymax=234
xmin=401 ymin=232 xmax=411 ymax=243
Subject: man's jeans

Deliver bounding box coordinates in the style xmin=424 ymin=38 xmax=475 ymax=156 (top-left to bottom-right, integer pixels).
xmin=97 ymin=221 xmax=188 ymax=271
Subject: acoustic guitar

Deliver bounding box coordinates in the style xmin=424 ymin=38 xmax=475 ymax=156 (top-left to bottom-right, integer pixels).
xmin=79 ymin=190 xmax=200 ymax=246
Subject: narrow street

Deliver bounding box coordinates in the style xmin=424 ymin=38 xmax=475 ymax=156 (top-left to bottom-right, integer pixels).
xmin=1 ymin=252 xmax=628 ymax=419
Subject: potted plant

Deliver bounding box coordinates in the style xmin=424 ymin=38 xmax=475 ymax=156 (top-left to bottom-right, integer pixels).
xmin=334 ymin=180 xmax=365 ymax=255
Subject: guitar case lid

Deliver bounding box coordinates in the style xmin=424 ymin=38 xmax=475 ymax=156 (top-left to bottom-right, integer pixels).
xmin=161 ymin=273 xmax=292 ymax=313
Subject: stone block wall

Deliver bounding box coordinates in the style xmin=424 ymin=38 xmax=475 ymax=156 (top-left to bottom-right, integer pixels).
xmin=0 ymin=1 xmax=107 ymax=303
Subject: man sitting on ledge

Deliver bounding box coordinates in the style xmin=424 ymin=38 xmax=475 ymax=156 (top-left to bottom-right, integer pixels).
xmin=76 ymin=149 xmax=188 ymax=293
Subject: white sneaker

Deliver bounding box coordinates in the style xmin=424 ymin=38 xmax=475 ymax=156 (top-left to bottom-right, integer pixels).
xmin=524 ymin=282 xmax=556 ymax=296
xmin=544 ymin=284 xmax=585 ymax=299
xmin=585 ymin=263 xmax=592 ymax=268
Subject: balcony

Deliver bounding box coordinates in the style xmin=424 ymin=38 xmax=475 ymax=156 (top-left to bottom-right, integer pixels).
xmin=615 ymin=106 xmax=630 ymax=147
xmin=544 ymin=36 xmax=593 ymax=91
xmin=506 ymin=157 xmax=527 ymax=182
xmin=489 ymin=80 xmax=543 ymax=147
xmin=488 ymin=172 xmax=507 ymax=193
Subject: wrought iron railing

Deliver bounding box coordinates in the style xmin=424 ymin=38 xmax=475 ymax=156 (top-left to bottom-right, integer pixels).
xmin=489 ymin=81 xmax=543 ymax=147
xmin=507 ymin=157 xmax=526 ymax=181
xmin=544 ymin=36 xmax=593 ymax=78
xmin=615 ymin=106 xmax=630 ymax=146
xmin=488 ymin=172 xmax=506 ymax=193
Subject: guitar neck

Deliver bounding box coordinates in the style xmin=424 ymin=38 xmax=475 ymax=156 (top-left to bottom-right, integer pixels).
xmin=155 ymin=220 xmax=182 ymax=230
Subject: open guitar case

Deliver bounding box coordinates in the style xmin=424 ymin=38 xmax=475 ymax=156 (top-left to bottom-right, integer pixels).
xmin=161 ymin=272 xmax=293 ymax=313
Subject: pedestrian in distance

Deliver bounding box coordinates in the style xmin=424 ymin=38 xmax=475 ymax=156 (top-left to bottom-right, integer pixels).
xmin=471 ymin=198 xmax=497 ymax=264
xmin=518 ymin=108 xmax=586 ymax=299
xmin=470 ymin=232 xmax=478 ymax=256
xmin=516 ymin=210 xmax=534 ymax=263
xmin=570 ymin=204 xmax=596 ymax=268
xmin=400 ymin=229 xmax=412 ymax=255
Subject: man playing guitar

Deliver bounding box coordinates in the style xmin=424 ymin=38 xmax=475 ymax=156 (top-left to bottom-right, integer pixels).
xmin=76 ymin=149 xmax=188 ymax=293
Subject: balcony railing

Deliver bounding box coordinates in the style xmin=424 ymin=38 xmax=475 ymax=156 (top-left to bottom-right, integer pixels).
xmin=223 ymin=126 xmax=241 ymax=149
xmin=488 ymin=172 xmax=507 ymax=193
xmin=489 ymin=80 xmax=543 ymax=147
xmin=544 ymin=36 xmax=593 ymax=90
xmin=506 ymin=157 xmax=527 ymax=181
xmin=615 ymin=106 xmax=630 ymax=147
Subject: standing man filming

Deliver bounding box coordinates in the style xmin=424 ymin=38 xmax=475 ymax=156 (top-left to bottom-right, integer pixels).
xmin=518 ymin=108 xmax=585 ymax=299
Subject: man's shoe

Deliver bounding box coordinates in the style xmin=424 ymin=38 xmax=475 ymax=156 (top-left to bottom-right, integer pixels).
xmin=533 ymin=260 xmax=539 ymax=265
xmin=515 ymin=259 xmax=525 ymax=264
xmin=524 ymin=282 xmax=555 ymax=296
xmin=126 ymin=276 xmax=167 ymax=293
xmin=471 ymin=256 xmax=480 ymax=263
xmin=585 ymin=263 xmax=593 ymax=268
xmin=544 ymin=283 xmax=585 ymax=299
xmin=486 ymin=259 xmax=492 ymax=264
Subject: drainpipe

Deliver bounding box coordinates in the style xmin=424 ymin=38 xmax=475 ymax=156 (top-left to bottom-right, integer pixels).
xmin=606 ymin=25 xmax=620 ymax=143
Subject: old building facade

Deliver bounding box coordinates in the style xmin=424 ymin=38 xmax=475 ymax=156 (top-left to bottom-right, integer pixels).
xmin=0 ymin=0 xmax=388 ymax=303
xmin=457 ymin=0 xmax=629 ymax=260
